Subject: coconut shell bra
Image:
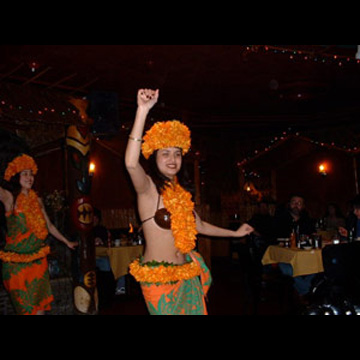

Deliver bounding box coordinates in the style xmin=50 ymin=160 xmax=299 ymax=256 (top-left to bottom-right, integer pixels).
xmin=141 ymin=194 xmax=172 ymax=230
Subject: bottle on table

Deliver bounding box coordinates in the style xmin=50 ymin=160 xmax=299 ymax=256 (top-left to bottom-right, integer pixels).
xmin=107 ymin=231 xmax=112 ymax=248
xmin=290 ymin=229 xmax=296 ymax=249
xmin=348 ymin=227 xmax=355 ymax=243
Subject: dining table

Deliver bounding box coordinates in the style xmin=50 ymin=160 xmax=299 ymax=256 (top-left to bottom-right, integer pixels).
xmin=95 ymin=245 xmax=144 ymax=280
xmin=262 ymin=244 xmax=324 ymax=277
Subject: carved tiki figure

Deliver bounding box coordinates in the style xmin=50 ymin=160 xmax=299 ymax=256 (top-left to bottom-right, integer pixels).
xmin=66 ymin=98 xmax=98 ymax=314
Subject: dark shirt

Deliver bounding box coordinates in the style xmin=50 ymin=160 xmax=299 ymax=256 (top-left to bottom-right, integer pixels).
xmin=273 ymin=209 xmax=315 ymax=239
xmin=345 ymin=214 xmax=360 ymax=238
xmin=94 ymin=225 xmax=108 ymax=244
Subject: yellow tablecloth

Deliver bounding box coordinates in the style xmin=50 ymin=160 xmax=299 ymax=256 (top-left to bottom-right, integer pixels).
xmin=262 ymin=245 xmax=324 ymax=277
xmin=96 ymin=246 xmax=144 ymax=279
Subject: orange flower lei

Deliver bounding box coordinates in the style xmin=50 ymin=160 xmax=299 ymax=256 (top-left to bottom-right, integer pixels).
xmin=162 ymin=181 xmax=198 ymax=254
xmin=141 ymin=120 xmax=191 ymax=159
xmin=129 ymin=258 xmax=201 ymax=284
xmin=16 ymin=189 xmax=48 ymax=240
xmin=0 ymin=246 xmax=50 ymax=263
xmin=4 ymin=154 xmax=38 ymax=181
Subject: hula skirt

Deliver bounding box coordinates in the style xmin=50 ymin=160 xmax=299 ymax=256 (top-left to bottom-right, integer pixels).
xmin=130 ymin=251 xmax=212 ymax=315
xmin=1 ymin=210 xmax=53 ymax=315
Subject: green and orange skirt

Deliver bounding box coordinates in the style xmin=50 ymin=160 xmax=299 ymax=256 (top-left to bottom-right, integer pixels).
xmin=0 ymin=246 xmax=53 ymax=315
xmin=129 ymin=251 xmax=212 ymax=315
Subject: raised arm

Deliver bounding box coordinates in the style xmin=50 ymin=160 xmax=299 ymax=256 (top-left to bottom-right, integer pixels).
xmin=125 ymin=89 xmax=159 ymax=194
xmin=195 ymin=211 xmax=254 ymax=238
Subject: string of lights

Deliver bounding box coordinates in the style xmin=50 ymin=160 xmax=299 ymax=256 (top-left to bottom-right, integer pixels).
xmin=237 ymin=129 xmax=360 ymax=171
xmin=245 ymin=45 xmax=360 ymax=67
xmin=0 ymin=99 xmax=78 ymax=117
xmin=0 ymin=96 xmax=81 ymax=127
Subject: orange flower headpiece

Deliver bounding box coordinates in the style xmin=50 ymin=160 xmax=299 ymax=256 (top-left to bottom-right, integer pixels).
xmin=4 ymin=154 xmax=38 ymax=181
xmin=141 ymin=120 xmax=191 ymax=159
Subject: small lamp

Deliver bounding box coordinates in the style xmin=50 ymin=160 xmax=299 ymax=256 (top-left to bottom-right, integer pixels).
xmin=89 ymin=162 xmax=96 ymax=177
xmin=318 ymin=163 xmax=327 ymax=177
xmin=244 ymin=181 xmax=253 ymax=192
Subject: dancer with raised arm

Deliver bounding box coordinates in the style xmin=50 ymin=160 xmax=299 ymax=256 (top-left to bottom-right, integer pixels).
xmin=125 ymin=89 xmax=254 ymax=315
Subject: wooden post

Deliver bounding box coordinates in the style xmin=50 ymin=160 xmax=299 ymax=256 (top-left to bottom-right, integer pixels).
xmin=354 ymin=156 xmax=359 ymax=195
xmin=66 ymin=98 xmax=98 ymax=315
xmin=271 ymin=169 xmax=277 ymax=201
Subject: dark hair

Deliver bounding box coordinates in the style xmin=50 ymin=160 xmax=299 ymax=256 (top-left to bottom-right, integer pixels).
xmin=289 ymin=193 xmax=305 ymax=202
xmin=93 ymin=207 xmax=102 ymax=221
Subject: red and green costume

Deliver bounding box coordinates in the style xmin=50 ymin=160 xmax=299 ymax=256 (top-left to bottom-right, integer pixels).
xmin=0 ymin=210 xmax=53 ymax=315
xmin=129 ymin=181 xmax=212 ymax=315
xmin=131 ymin=251 xmax=212 ymax=315
xmin=130 ymin=122 xmax=212 ymax=315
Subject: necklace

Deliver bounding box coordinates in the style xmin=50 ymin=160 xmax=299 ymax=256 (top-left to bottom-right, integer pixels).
xmin=161 ymin=180 xmax=197 ymax=254
xmin=16 ymin=189 xmax=48 ymax=240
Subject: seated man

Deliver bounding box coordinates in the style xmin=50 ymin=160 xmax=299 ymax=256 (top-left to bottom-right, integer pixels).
xmin=273 ymin=194 xmax=316 ymax=300
xmin=339 ymin=195 xmax=360 ymax=240
xmin=274 ymin=194 xmax=315 ymax=239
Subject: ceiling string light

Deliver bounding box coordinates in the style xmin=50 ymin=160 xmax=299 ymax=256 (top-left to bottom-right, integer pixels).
xmin=246 ymin=45 xmax=360 ymax=66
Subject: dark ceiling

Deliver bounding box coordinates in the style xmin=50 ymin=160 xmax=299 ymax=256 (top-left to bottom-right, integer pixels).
xmin=1 ymin=44 xmax=360 ymax=138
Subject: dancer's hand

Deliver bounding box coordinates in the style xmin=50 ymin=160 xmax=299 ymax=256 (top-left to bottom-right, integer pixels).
xmin=65 ymin=240 xmax=79 ymax=250
xmin=137 ymin=88 xmax=159 ymax=111
xmin=235 ymin=223 xmax=254 ymax=237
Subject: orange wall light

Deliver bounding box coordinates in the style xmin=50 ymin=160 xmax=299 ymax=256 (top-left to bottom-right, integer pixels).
xmin=318 ymin=162 xmax=329 ymax=176
xmin=89 ymin=162 xmax=96 ymax=176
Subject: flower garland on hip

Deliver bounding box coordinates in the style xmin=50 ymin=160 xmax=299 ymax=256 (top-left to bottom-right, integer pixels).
xmin=16 ymin=189 xmax=48 ymax=240
xmin=0 ymin=246 xmax=50 ymax=263
xmin=129 ymin=258 xmax=201 ymax=284
xmin=161 ymin=179 xmax=197 ymax=254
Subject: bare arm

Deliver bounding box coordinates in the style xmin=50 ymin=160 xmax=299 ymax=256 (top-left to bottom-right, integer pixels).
xmin=38 ymin=198 xmax=78 ymax=250
xmin=0 ymin=186 xmax=13 ymax=212
xmin=195 ymin=212 xmax=254 ymax=238
xmin=125 ymin=89 xmax=159 ymax=195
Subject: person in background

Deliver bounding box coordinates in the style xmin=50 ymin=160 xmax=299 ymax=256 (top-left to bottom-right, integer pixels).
xmin=273 ymin=194 xmax=316 ymax=302
xmin=274 ymin=194 xmax=315 ymax=239
xmin=323 ymin=202 xmax=345 ymax=231
xmin=94 ymin=207 xmax=110 ymax=246
xmin=339 ymin=195 xmax=360 ymax=240
xmin=94 ymin=208 xmax=126 ymax=298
